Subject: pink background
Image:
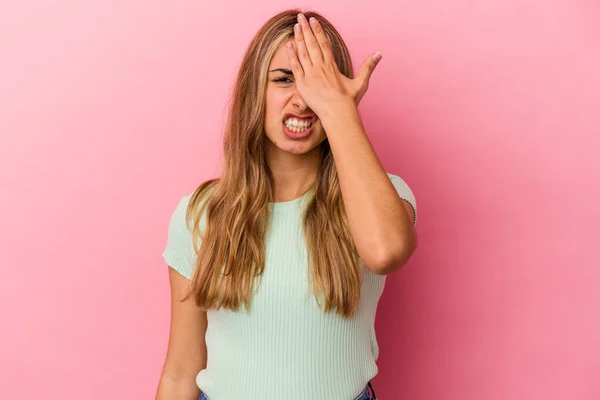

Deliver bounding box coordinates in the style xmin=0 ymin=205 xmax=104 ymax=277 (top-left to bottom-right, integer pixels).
xmin=1 ymin=1 xmax=599 ymax=399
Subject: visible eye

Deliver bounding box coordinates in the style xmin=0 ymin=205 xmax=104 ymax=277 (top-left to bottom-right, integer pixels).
xmin=273 ymin=77 xmax=293 ymax=84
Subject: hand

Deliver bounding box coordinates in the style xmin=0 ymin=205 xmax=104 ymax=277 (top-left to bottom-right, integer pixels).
xmin=287 ymin=13 xmax=382 ymax=116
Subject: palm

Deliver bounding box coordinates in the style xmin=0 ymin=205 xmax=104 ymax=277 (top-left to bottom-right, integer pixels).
xmin=287 ymin=13 xmax=381 ymax=114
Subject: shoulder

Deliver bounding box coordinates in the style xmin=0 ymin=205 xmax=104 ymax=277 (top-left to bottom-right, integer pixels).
xmin=386 ymin=172 xmax=417 ymax=227
xmin=174 ymin=194 xmax=193 ymax=220
xmin=167 ymin=194 xmax=194 ymax=233
xmin=169 ymin=182 xmax=217 ymax=231
xmin=162 ymin=194 xmax=196 ymax=279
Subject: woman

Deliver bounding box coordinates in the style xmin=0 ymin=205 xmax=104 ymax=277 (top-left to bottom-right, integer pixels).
xmin=156 ymin=8 xmax=418 ymax=400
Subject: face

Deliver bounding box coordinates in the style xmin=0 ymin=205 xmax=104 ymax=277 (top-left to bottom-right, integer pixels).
xmin=263 ymin=39 xmax=327 ymax=162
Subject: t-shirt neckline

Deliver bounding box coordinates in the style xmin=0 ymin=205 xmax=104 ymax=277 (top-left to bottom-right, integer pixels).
xmin=268 ymin=189 xmax=312 ymax=213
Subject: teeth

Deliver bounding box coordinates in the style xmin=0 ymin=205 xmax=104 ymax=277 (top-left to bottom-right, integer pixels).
xmin=284 ymin=118 xmax=312 ymax=130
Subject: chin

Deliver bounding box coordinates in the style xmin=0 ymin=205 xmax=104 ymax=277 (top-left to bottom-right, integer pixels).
xmin=265 ymin=129 xmax=326 ymax=155
xmin=283 ymin=134 xmax=327 ymax=153
xmin=277 ymin=140 xmax=316 ymax=155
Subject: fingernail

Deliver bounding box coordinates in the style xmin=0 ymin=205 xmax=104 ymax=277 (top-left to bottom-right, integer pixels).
xmin=373 ymin=52 xmax=382 ymax=62
xmin=309 ymin=17 xmax=318 ymax=27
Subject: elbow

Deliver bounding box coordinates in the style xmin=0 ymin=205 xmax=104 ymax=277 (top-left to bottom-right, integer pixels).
xmin=371 ymin=250 xmax=412 ymax=276
xmin=370 ymin=229 xmax=417 ymax=275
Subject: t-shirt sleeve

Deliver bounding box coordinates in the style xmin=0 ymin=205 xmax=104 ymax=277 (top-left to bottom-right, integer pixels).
xmin=387 ymin=172 xmax=417 ymax=227
xmin=162 ymin=195 xmax=197 ymax=280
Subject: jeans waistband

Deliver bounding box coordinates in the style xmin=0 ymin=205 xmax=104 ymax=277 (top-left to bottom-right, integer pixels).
xmin=198 ymin=380 xmax=377 ymax=400
xmin=354 ymin=380 xmax=377 ymax=400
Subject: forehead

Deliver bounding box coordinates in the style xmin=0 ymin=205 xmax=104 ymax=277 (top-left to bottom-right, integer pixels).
xmin=268 ymin=39 xmax=294 ymax=69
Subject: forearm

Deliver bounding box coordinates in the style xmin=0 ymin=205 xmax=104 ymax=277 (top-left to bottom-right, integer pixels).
xmin=319 ymin=103 xmax=413 ymax=273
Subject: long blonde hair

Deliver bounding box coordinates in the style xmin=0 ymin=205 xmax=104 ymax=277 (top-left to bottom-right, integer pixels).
xmin=181 ymin=8 xmax=364 ymax=318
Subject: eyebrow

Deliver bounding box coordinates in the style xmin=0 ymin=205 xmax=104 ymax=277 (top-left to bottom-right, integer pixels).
xmin=268 ymin=68 xmax=293 ymax=75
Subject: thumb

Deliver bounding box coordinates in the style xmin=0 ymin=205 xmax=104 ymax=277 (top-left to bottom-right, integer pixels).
xmin=357 ymin=52 xmax=382 ymax=83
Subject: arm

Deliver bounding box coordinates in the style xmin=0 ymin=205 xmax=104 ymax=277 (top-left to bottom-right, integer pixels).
xmin=286 ymin=14 xmax=416 ymax=275
xmin=320 ymin=104 xmax=417 ymax=275
xmin=155 ymin=267 xmax=207 ymax=400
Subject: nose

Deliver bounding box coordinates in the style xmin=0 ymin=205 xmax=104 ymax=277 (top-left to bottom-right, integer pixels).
xmin=291 ymin=89 xmax=310 ymax=112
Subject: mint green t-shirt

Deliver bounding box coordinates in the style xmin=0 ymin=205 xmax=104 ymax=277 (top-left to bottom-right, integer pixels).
xmin=162 ymin=172 xmax=417 ymax=399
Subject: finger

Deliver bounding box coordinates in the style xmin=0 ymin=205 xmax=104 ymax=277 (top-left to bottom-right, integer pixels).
xmin=357 ymin=52 xmax=382 ymax=84
xmin=286 ymin=41 xmax=304 ymax=79
xmin=297 ymin=13 xmax=323 ymax=65
xmin=293 ymin=22 xmax=313 ymax=70
xmin=308 ymin=17 xmax=335 ymax=66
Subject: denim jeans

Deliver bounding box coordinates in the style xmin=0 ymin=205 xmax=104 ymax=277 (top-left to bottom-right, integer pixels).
xmin=198 ymin=380 xmax=377 ymax=400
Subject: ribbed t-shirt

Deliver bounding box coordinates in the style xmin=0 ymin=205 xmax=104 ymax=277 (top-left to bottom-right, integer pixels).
xmin=162 ymin=172 xmax=417 ymax=400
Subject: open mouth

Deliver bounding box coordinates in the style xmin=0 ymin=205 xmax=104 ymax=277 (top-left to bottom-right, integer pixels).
xmin=282 ymin=120 xmax=314 ymax=139
xmin=282 ymin=116 xmax=317 ymax=139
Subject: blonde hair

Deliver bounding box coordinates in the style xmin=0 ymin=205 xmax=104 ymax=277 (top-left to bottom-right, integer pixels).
xmin=181 ymin=8 xmax=363 ymax=318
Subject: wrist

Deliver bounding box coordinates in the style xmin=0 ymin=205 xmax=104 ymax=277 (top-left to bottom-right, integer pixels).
xmin=317 ymin=99 xmax=360 ymax=124
xmin=318 ymin=105 xmax=365 ymax=138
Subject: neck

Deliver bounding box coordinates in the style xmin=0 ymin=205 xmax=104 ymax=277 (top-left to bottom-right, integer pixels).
xmin=266 ymin=145 xmax=321 ymax=202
